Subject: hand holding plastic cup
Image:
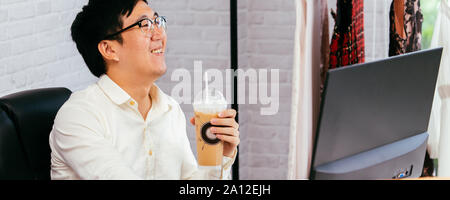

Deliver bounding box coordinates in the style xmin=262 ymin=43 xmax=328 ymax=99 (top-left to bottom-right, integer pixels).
xmin=193 ymin=73 xmax=228 ymax=168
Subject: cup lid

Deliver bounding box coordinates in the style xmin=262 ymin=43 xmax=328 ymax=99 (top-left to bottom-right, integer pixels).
xmin=193 ymin=87 xmax=227 ymax=113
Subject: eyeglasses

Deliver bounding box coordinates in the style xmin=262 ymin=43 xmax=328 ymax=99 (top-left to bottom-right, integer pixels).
xmin=104 ymin=16 xmax=167 ymax=40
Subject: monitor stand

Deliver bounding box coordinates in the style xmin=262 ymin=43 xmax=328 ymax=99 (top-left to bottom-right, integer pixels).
xmin=311 ymin=132 xmax=428 ymax=180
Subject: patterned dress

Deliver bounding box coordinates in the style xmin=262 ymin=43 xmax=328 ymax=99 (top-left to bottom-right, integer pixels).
xmin=389 ymin=0 xmax=423 ymax=57
xmin=329 ymin=0 xmax=365 ymax=69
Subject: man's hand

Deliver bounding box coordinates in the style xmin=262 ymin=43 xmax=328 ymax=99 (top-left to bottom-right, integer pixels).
xmin=190 ymin=109 xmax=239 ymax=158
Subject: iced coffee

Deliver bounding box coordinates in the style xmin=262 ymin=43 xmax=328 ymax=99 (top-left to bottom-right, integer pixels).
xmin=193 ymin=87 xmax=228 ymax=167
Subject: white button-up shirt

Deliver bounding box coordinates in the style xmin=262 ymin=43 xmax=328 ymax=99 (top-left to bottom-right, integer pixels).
xmin=49 ymin=75 xmax=235 ymax=180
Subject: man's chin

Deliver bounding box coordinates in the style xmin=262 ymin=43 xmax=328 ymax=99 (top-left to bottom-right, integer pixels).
xmin=158 ymin=64 xmax=168 ymax=76
xmin=152 ymin=64 xmax=167 ymax=80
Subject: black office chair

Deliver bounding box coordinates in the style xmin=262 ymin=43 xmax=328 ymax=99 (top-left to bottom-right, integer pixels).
xmin=0 ymin=88 xmax=71 ymax=180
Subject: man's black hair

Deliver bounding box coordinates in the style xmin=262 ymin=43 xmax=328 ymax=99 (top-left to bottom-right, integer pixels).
xmin=71 ymin=0 xmax=148 ymax=77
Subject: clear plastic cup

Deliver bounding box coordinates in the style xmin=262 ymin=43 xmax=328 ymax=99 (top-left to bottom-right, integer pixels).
xmin=193 ymin=87 xmax=228 ymax=169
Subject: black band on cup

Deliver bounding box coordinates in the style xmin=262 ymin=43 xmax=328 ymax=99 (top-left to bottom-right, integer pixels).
xmin=201 ymin=122 xmax=223 ymax=145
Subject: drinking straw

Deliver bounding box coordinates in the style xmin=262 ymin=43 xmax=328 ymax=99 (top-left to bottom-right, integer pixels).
xmin=204 ymin=72 xmax=209 ymax=103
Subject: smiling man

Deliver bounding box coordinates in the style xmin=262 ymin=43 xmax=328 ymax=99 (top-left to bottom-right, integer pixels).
xmin=48 ymin=0 xmax=239 ymax=180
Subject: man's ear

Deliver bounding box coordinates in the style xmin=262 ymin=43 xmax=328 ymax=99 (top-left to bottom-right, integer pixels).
xmin=98 ymin=40 xmax=120 ymax=62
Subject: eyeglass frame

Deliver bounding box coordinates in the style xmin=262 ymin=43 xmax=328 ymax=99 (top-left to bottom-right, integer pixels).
xmin=103 ymin=15 xmax=167 ymax=40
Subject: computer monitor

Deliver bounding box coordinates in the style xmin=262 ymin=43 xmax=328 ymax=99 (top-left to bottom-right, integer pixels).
xmin=310 ymin=48 xmax=443 ymax=180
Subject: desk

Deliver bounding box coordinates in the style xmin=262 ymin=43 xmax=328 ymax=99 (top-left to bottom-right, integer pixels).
xmin=402 ymin=177 xmax=450 ymax=180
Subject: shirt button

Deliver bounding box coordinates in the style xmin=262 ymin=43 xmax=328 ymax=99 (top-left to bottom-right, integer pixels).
xmin=148 ymin=150 xmax=153 ymax=156
xmin=129 ymin=101 xmax=135 ymax=106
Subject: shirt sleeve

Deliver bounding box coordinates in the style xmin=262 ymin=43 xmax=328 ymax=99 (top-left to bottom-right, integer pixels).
xmin=221 ymin=148 xmax=238 ymax=180
xmin=50 ymin=105 xmax=142 ymax=180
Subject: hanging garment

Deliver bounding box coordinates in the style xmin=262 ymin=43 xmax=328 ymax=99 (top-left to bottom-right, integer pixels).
xmin=428 ymin=0 xmax=450 ymax=177
xmin=329 ymin=0 xmax=365 ymax=69
xmin=389 ymin=0 xmax=423 ymax=56
xmin=288 ymin=0 xmax=328 ymax=180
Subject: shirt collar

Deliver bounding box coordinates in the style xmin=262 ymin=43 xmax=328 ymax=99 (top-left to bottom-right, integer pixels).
xmin=147 ymin=84 xmax=172 ymax=122
xmin=97 ymin=74 xmax=172 ymax=115
xmin=97 ymin=74 xmax=131 ymax=105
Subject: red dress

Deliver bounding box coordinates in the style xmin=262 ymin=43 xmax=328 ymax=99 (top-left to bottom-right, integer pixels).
xmin=329 ymin=0 xmax=365 ymax=69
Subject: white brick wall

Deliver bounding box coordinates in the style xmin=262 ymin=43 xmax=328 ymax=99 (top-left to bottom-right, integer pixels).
xmin=238 ymin=0 xmax=295 ymax=180
xmin=0 ymin=0 xmax=390 ymax=180
xmin=0 ymin=0 xmax=97 ymax=97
